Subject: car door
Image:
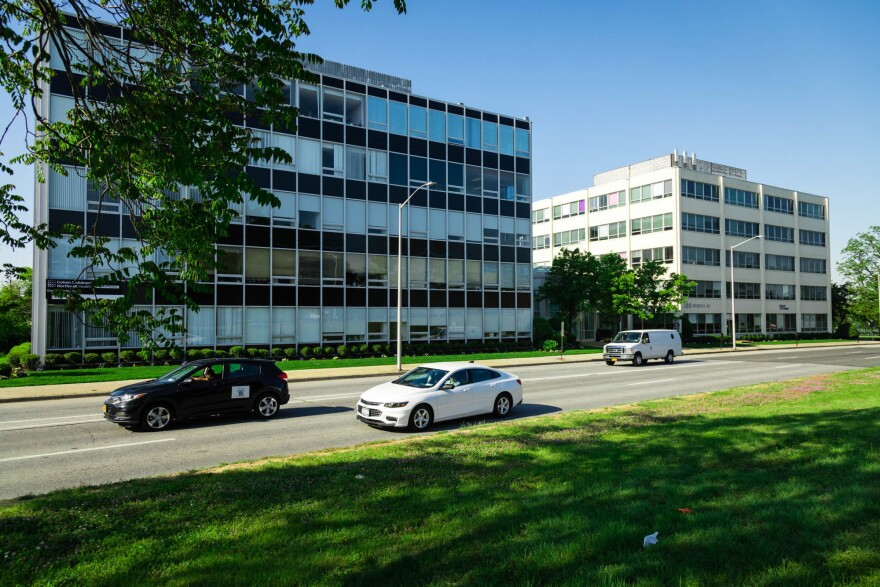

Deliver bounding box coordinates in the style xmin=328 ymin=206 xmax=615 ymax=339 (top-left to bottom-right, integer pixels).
xmin=223 ymin=361 xmax=263 ymax=412
xmin=436 ymin=369 xmax=474 ymax=420
xmin=175 ymin=363 xmax=227 ymax=417
xmin=468 ymin=368 xmax=502 ymax=415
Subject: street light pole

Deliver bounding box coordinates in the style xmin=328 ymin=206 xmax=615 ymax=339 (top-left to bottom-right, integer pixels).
xmin=730 ymin=234 xmax=762 ymax=351
xmin=396 ymin=181 xmax=436 ymax=372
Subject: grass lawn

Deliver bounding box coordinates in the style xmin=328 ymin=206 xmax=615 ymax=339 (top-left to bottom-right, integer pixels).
xmin=3 ymin=368 xmax=880 ymax=585
xmin=0 ymin=349 xmax=602 ymax=389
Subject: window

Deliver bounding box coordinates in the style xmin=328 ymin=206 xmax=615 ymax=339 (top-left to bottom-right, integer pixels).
xmin=322 ymin=142 xmax=344 ymax=177
xmin=448 ymin=259 xmax=464 ymax=288
xmin=798 ymin=201 xmax=825 ymax=219
xmin=298 ymin=194 xmax=320 ymax=230
xmin=272 ymin=307 xmax=295 ymax=344
xmin=515 ymin=128 xmax=530 ymax=157
xmin=389 ymin=153 xmax=407 ymax=186
xmin=725 ymin=250 xmax=760 ymax=269
xmin=682 ymin=212 xmax=719 ymax=234
xmin=500 ymin=216 xmax=515 ymax=246
xmin=766 ymin=313 xmax=797 ymax=333
xmin=429 ymin=308 xmax=447 ymax=340
xmin=345 ymin=146 xmax=366 ymax=180
xmin=322 ymin=89 xmax=344 ymax=122
xmin=466 ymin=117 xmax=481 ymax=148
xmin=734 ymin=313 xmax=762 ymax=333
xmin=680 ymin=179 xmax=719 ymax=202
xmin=466 ymin=165 xmax=481 ymax=196
xmin=298 ymin=138 xmax=321 ymax=175
xmin=322 ymin=251 xmax=344 ymax=285
xmin=368 ymin=150 xmax=387 ymax=182
xmin=500 ymin=124 xmax=514 ymax=156
xmin=682 ymin=246 xmax=720 ymax=266
xmin=800 ymin=257 xmax=827 ymax=274
xmin=765 ymin=224 xmax=794 ymax=243
xmin=298 ymin=84 xmax=319 ymax=118
xmin=245 ymin=247 xmax=270 ymax=284
xmin=347 ymin=200 xmax=366 ymax=234
xmin=631 ymin=180 xmax=672 ymax=204
xmin=692 ymin=280 xmax=722 ymax=298
xmin=322 ymin=307 xmax=344 ymax=342
xmin=631 ymin=247 xmax=673 ymax=266
xmin=448 ymin=211 xmax=464 ymax=241
xmin=217 ymin=245 xmax=243 ymax=281
xmin=466 ymin=213 xmax=481 ymax=242
xmin=345 ymin=93 xmax=365 ymax=126
xmin=389 ymin=100 xmax=407 ymax=135
xmin=409 ymin=105 xmax=427 ymax=138
xmin=466 ymin=260 xmax=481 ymax=289
xmin=345 ymin=307 xmax=366 ymax=342
xmin=368 ymin=255 xmax=388 ymax=287
xmin=272 ymin=249 xmax=295 ymax=284
xmin=409 ymin=257 xmax=427 ymax=289
xmin=448 ymin=162 xmax=464 ymax=193
xmin=429 ymin=109 xmax=445 ymax=142
xmin=322 ymin=197 xmax=343 ymax=232
xmin=368 ymin=308 xmax=388 ymax=341
xmin=802 ymin=313 xmax=828 ymax=332
xmin=588 ymin=222 xmax=624 ymax=242
xmin=724 ymin=187 xmax=758 ymax=208
xmin=410 ymin=156 xmax=427 ymax=185
xmin=483 ymin=215 xmax=498 ymax=244
xmin=297 ymin=307 xmax=320 ymax=343
xmin=515 ymin=174 xmax=531 ymax=202
xmin=556 ymin=228 xmax=587 ymax=246
xmin=764 ymin=195 xmax=793 ymax=214
xmin=801 ymin=285 xmax=827 ymax=301
xmin=552 ymin=200 xmax=585 ymax=220
xmin=589 ymin=190 xmax=626 ymax=212
xmin=499 ymin=171 xmax=515 ymax=201
xmin=764 ymin=254 xmax=793 ymax=272
xmin=430 ymin=159 xmax=447 ymax=191
xmin=367 ymin=96 xmax=387 ymax=130
xmin=765 ymin=283 xmax=796 ymax=300
xmin=272 ymin=133 xmax=296 ymax=171
xmin=368 ymin=202 xmax=387 ymax=235
xmin=686 ymin=313 xmax=722 ymax=334
xmin=532 ymin=234 xmax=551 ymax=250
xmin=725 ymin=219 xmax=759 ymax=238
xmin=516 ymin=218 xmax=530 ymax=248
xmin=447 ymin=113 xmax=464 ymax=145
xmin=631 ymin=213 xmax=673 ymax=235
xmin=799 ymin=230 xmax=826 ymax=247
xmin=532 ymin=208 xmax=549 ymax=224
xmin=429 ymin=258 xmax=446 ymax=290
xmin=482 ymin=121 xmax=498 ymax=152
xmin=346 ymin=253 xmax=367 ymax=287
xmin=483 ymin=168 xmax=498 ymax=197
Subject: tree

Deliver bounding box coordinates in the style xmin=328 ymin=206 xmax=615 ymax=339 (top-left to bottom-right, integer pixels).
xmin=1 ymin=0 xmax=406 ymax=348
xmin=0 ymin=266 xmax=32 ymax=351
xmin=612 ymin=260 xmax=695 ymax=328
xmin=536 ymin=248 xmax=598 ymax=335
xmin=831 ymin=282 xmax=855 ymax=338
xmin=592 ymin=253 xmax=628 ymax=331
xmin=838 ymin=226 xmax=880 ymax=330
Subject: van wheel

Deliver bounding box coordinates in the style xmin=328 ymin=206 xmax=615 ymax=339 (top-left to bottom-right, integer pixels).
xmin=632 ymin=353 xmax=644 ymax=367
xmin=605 ymin=360 xmax=615 ymax=366
xmin=664 ymin=350 xmax=675 ymax=364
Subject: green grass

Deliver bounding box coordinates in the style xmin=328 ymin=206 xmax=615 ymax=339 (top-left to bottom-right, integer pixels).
xmin=0 ymin=349 xmax=602 ymax=388
xmin=3 ymin=368 xmax=880 ymax=585
xmin=0 ymin=352 xmax=6 ymax=365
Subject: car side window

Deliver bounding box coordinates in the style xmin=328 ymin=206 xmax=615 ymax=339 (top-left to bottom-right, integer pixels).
xmin=447 ymin=370 xmax=470 ymax=387
xmin=227 ymin=362 xmax=260 ymax=379
xmin=642 ymin=334 xmax=650 ymax=343
xmin=470 ymin=369 xmax=499 ymax=383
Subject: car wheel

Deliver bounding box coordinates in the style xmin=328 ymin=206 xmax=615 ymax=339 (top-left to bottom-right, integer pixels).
xmin=632 ymin=353 xmax=644 ymax=367
xmin=254 ymin=393 xmax=280 ymax=419
xmin=493 ymin=393 xmax=513 ymax=417
xmin=408 ymin=404 xmax=433 ymax=431
xmin=664 ymin=350 xmax=675 ymax=364
xmin=605 ymin=360 xmax=615 ymax=366
xmin=140 ymin=404 xmax=173 ymax=431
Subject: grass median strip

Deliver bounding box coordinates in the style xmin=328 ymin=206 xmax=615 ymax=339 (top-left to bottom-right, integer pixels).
xmin=3 ymin=368 xmax=880 ymax=585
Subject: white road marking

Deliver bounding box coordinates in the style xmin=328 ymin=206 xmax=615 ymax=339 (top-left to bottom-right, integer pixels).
xmin=0 ymin=419 xmax=106 ymax=432
xmin=1 ymin=414 xmax=98 ymax=425
xmin=774 ymin=364 xmax=802 ymax=369
xmin=0 ymin=438 xmax=176 ymax=463
xmin=846 ymin=351 xmax=863 ymax=355
xmin=290 ymin=393 xmax=361 ymax=404
xmin=627 ymin=379 xmax=675 ymax=386
xmin=862 ymin=356 xmax=880 ymax=360
xmin=525 ymin=361 xmax=731 ymax=382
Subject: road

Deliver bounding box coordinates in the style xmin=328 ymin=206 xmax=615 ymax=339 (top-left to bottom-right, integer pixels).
xmin=1 ymin=346 xmax=877 ymax=500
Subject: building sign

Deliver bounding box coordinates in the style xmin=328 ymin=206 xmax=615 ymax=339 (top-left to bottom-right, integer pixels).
xmin=46 ymin=279 xmax=123 ymax=300
xmin=683 ymin=302 xmax=713 ymax=309
xmin=778 ymin=304 xmax=790 ymax=311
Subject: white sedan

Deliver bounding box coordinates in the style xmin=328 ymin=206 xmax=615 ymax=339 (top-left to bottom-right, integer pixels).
xmin=356 ymin=362 xmax=524 ymax=431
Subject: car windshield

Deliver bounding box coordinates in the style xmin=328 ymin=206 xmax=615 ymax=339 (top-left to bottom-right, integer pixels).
xmin=159 ymin=364 xmax=201 ymax=382
xmin=393 ymin=367 xmax=450 ymax=389
xmin=612 ymin=332 xmax=642 ymax=343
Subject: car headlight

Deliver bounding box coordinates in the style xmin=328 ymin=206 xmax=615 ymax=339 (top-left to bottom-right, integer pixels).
xmin=114 ymin=393 xmax=147 ymax=403
xmin=383 ymin=401 xmax=409 ymax=408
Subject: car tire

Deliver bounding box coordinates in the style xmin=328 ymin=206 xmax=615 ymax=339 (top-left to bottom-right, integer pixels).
xmin=664 ymin=350 xmax=675 ymax=364
xmin=632 ymin=353 xmax=644 ymax=367
xmin=493 ymin=392 xmax=513 ymax=417
xmin=140 ymin=404 xmax=173 ymax=431
xmin=254 ymin=392 xmax=280 ymax=419
xmin=605 ymin=360 xmax=615 ymax=366
xmin=408 ymin=404 xmax=433 ymax=431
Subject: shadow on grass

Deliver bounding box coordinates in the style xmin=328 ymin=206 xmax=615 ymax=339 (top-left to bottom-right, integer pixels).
xmin=4 ymin=390 xmax=880 ymax=585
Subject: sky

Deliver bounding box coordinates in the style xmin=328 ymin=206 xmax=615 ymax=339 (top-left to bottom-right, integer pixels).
xmin=2 ymin=0 xmax=879 ymax=280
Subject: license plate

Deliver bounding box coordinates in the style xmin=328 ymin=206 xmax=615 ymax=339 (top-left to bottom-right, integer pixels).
xmin=102 ymin=404 xmax=107 ymax=413
xmin=358 ymin=405 xmax=363 ymax=414
xmin=611 ymin=358 xmax=617 ymax=363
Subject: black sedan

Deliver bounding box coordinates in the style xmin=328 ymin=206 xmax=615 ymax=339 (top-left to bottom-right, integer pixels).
xmin=103 ymin=358 xmax=290 ymax=431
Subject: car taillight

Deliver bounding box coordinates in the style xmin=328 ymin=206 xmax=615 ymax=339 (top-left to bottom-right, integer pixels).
xmin=278 ymin=372 xmax=288 ymax=379
xmin=517 ymin=379 xmax=522 ymax=386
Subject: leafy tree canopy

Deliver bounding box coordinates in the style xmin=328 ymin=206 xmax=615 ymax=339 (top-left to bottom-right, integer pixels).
xmin=1 ymin=0 xmax=406 ymax=349
xmin=612 ymin=260 xmax=695 ymax=328
xmin=0 ymin=266 xmax=32 ymax=352
xmin=838 ymin=226 xmax=880 ymax=328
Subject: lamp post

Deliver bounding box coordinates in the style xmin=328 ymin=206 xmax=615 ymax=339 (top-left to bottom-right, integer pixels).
xmin=729 ymin=234 xmax=762 ymax=351
xmin=396 ymin=181 xmax=436 ymax=371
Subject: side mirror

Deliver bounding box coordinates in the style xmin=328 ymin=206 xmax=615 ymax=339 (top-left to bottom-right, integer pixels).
xmin=442 ymin=381 xmax=455 ymax=390
xmin=183 ymin=377 xmax=194 ymax=384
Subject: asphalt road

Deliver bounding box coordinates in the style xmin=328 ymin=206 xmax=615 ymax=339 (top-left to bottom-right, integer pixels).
xmin=1 ymin=346 xmax=877 ymax=501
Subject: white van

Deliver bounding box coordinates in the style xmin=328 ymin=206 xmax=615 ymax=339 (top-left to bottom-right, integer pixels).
xmin=603 ymin=329 xmax=683 ymax=366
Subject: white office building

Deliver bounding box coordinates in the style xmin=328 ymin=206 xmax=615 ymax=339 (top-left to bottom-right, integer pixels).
xmin=532 ymin=152 xmax=831 ymax=341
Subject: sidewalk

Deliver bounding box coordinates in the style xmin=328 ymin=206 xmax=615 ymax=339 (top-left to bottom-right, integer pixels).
xmin=1 ymin=341 xmax=876 ymax=404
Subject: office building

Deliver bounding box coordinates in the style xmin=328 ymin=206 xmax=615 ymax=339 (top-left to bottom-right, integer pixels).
xmin=532 ymin=152 xmax=831 ymax=340
xmin=31 ymin=21 xmax=534 ymax=356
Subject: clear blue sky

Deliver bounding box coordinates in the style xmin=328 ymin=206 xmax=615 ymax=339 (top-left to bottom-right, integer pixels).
xmin=3 ymin=0 xmax=879 ymax=279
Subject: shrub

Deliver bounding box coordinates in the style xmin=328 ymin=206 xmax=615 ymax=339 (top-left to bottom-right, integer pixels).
xmin=43 ymin=353 xmax=63 ymax=367
xmin=229 ymin=345 xmax=245 ymax=358
xmin=322 ymin=346 xmax=335 ymax=357
xmin=169 ymin=348 xmax=184 ymax=361
xmin=214 ymin=349 xmax=229 ymax=359
xmin=200 ymin=348 xmax=214 ymax=359
xmin=283 ymin=347 xmax=298 ymax=360
xmin=20 ymin=354 xmax=41 ymax=370
xmin=254 ymin=348 xmax=270 ymax=359
xmin=137 ymin=350 xmax=151 ymax=362
xmin=542 ymin=339 xmax=559 ymax=352
xmin=120 ymin=350 xmax=137 ymax=364
xmin=63 ymin=352 xmax=82 ymax=365
xmin=299 ymin=345 xmax=313 ymax=359
xmin=186 ymin=349 xmax=202 ymax=361
xmin=101 ymin=352 xmax=118 ymax=364
xmin=6 ymin=342 xmax=31 ymax=368
xmin=154 ymin=349 xmax=169 ymax=362
xmin=336 ymin=344 xmax=348 ymax=358
xmin=84 ymin=352 xmax=102 ymax=365
xmin=272 ymin=347 xmax=284 ymax=358
xmin=0 ymin=364 xmax=11 ymax=377
xmin=246 ymin=347 xmax=261 ymax=358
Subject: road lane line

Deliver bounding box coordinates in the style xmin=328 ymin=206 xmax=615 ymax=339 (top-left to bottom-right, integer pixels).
xmin=846 ymin=351 xmax=863 ymax=354
xmin=627 ymin=379 xmax=675 ymax=386
xmin=862 ymin=356 xmax=880 ymax=360
xmin=774 ymin=364 xmax=802 ymax=369
xmin=1 ymin=414 xmax=97 ymax=425
xmin=0 ymin=438 xmax=176 ymax=463
xmin=0 ymin=419 xmax=106 ymax=432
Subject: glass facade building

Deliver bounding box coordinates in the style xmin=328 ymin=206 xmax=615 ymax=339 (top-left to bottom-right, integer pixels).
xmin=31 ymin=27 xmax=533 ymax=355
